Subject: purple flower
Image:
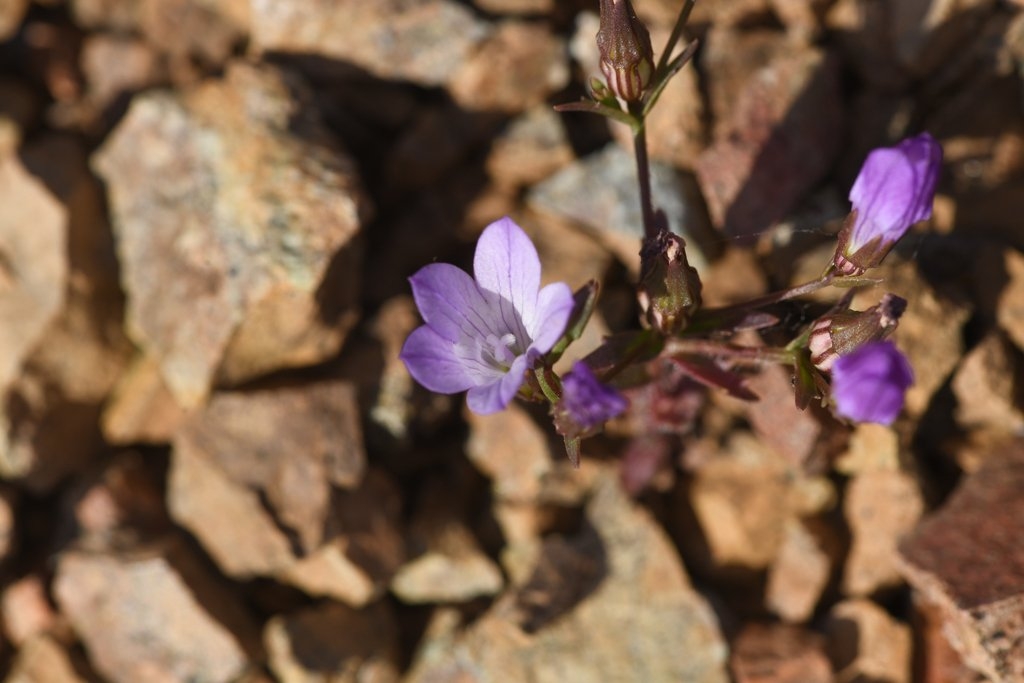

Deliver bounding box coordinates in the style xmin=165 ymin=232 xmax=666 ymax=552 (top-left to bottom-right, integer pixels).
xmin=834 ymin=133 xmax=942 ymax=275
xmin=558 ymin=361 xmax=628 ymax=432
xmin=830 ymin=341 xmax=914 ymax=425
xmin=400 ymin=217 xmax=575 ymax=415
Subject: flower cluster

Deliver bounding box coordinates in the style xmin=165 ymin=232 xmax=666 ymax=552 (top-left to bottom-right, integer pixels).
xmin=399 ymin=0 xmax=943 ymax=464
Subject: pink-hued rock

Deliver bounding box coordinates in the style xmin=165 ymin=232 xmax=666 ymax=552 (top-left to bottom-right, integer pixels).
xmin=53 ymin=539 xmax=260 ymax=683
xmin=730 ymin=623 xmax=833 ymax=683
xmin=1 ymin=576 xmax=57 ymax=647
xmin=898 ymin=442 xmax=1024 ymax=682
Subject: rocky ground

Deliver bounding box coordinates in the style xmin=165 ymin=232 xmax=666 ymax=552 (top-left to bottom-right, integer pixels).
xmin=0 ymin=0 xmax=1023 ymax=681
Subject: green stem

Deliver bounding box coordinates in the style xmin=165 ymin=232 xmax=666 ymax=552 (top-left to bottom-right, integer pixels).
xmin=533 ymin=366 xmax=562 ymax=404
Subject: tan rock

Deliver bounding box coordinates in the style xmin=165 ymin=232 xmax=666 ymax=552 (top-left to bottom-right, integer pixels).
xmin=102 ymin=353 xmax=186 ymax=445
xmin=6 ymin=634 xmax=88 ymax=683
xmin=80 ymin=34 xmax=161 ymax=112
xmin=408 ymin=472 xmax=729 ymax=682
xmin=0 ymin=0 xmax=27 ymax=41
xmin=898 ymin=443 xmax=1024 ymax=682
xmin=249 ymin=0 xmax=491 ymax=87
xmin=474 ymin=0 xmax=553 ymax=12
xmin=998 ymin=247 xmax=1024 ymax=353
xmin=94 ymin=61 xmax=367 ymax=407
xmin=730 ymin=623 xmax=833 ymax=683
xmin=843 ymin=468 xmax=924 ymax=596
xmin=952 ymin=332 xmax=1024 ymax=434
xmin=766 ymin=519 xmax=834 ymax=623
xmin=449 ymin=20 xmax=568 ymax=113
xmin=265 ymin=602 xmax=400 ymax=683
xmin=0 ymin=136 xmax=131 ymax=491
xmin=1 ymin=576 xmax=56 ymax=647
xmin=826 ymin=599 xmax=913 ymax=683
xmin=486 ymin=106 xmax=574 ymax=189
xmin=835 ymin=423 xmax=900 ymax=476
xmin=53 ymin=538 xmax=260 ymax=683
xmin=465 ymin=402 xmax=555 ymax=503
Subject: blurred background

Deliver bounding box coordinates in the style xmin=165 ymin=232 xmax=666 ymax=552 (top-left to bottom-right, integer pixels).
xmin=0 ymin=0 xmax=1023 ymax=681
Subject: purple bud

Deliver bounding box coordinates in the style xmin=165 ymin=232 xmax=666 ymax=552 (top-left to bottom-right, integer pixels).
xmin=637 ymin=228 xmax=702 ymax=335
xmin=555 ymin=361 xmax=628 ymax=436
xmin=597 ymin=0 xmax=654 ymax=102
xmin=830 ymin=341 xmax=914 ymax=425
xmin=834 ymin=133 xmax=942 ymax=275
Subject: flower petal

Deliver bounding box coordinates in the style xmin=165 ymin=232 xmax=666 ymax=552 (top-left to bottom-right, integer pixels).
xmin=848 ymin=133 xmax=942 ymax=250
xmin=466 ymin=354 xmax=529 ymax=415
xmin=831 ymin=341 xmax=914 ymax=425
xmin=400 ymin=325 xmax=481 ymax=394
xmin=473 ymin=217 xmax=539 ymax=343
xmin=409 ymin=263 xmax=505 ymax=345
xmin=526 ymin=281 xmax=575 ymax=355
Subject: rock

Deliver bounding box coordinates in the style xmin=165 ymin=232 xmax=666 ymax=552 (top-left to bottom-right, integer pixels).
xmin=730 ymin=623 xmax=833 ymax=683
xmin=80 ymin=34 xmax=161 ymax=113
xmin=169 ymin=382 xmax=401 ymax=604
xmin=265 ymin=602 xmax=400 ymax=683
xmin=465 ymin=402 xmax=556 ymax=504
xmin=743 ymin=365 xmax=822 ymax=467
xmin=528 ymin=143 xmax=709 ymax=272
xmin=69 ymin=451 xmax=170 ymax=546
xmin=898 ymin=442 xmax=1024 ymax=682
xmin=825 ymin=599 xmax=913 ymax=683
xmin=249 ymin=0 xmax=491 ymax=87
xmin=825 ymin=0 xmax=909 ymax=89
xmin=695 ymin=29 xmax=843 ymax=241
xmin=392 ymin=478 xmax=503 ymax=604
xmin=486 ymin=106 xmax=574 ymax=189
xmin=0 ymin=78 xmax=37 ymax=154
xmin=94 ymin=61 xmax=368 ymax=407
xmin=53 ymin=538 xmax=260 ymax=683
xmin=998 ymin=247 xmax=1024 ymax=353
xmin=889 ymin=0 xmax=997 ymax=77
xmin=0 ymin=136 xmax=131 ymax=491
xmin=449 ymin=20 xmax=568 ymax=113
xmin=682 ymin=432 xmax=834 ymax=573
xmin=1 ymin=576 xmax=57 ymax=647
xmin=914 ymin=595 xmax=993 ymax=683
xmin=843 ymin=467 xmax=924 ymax=597
xmin=952 ymin=332 xmax=1024 ymax=435
xmin=473 ymin=0 xmax=554 ymax=13
xmin=835 ymin=423 xmax=900 ymax=476
xmin=407 ymin=472 xmax=729 ymax=682
xmin=6 ymin=634 xmax=89 ymax=683
xmin=765 ymin=519 xmax=834 ymax=623
xmin=0 ymin=0 xmax=26 ymax=40
xmin=102 ymin=353 xmax=186 ymax=445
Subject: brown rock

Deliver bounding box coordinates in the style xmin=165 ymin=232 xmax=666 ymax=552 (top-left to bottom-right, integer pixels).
xmin=765 ymin=519 xmax=834 ymax=623
xmin=465 ymin=402 xmax=556 ymax=503
xmin=825 ymin=599 xmax=913 ymax=683
xmin=53 ymin=538 xmax=260 ymax=683
xmin=449 ymin=20 xmax=568 ymax=113
xmin=835 ymin=423 xmax=900 ymax=476
xmin=1 ymin=576 xmax=56 ymax=647
xmin=914 ymin=595 xmax=993 ymax=683
xmin=843 ymin=467 xmax=924 ymax=597
xmin=408 ymin=472 xmax=729 ymax=682
xmin=890 ymin=0 xmax=997 ymax=77
xmin=94 ymin=61 xmax=367 ymax=407
xmin=898 ymin=442 xmax=1024 ymax=682
xmin=474 ymin=0 xmax=553 ymax=13
xmin=0 ymin=136 xmax=131 ymax=491
xmin=730 ymin=623 xmax=833 ymax=683
xmin=249 ymin=0 xmax=491 ymax=87
xmin=696 ymin=29 xmax=843 ymax=240
xmin=265 ymin=602 xmax=400 ymax=683
xmin=69 ymin=451 xmax=170 ymax=546
xmin=952 ymin=332 xmax=1024 ymax=435
xmin=6 ymin=634 xmax=89 ymax=683
xmin=825 ymin=0 xmax=909 ymax=89
xmin=744 ymin=364 xmax=822 ymax=467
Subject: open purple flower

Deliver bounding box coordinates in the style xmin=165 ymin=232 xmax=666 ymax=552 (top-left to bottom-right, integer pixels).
xmin=830 ymin=341 xmax=914 ymax=425
xmin=834 ymin=133 xmax=942 ymax=275
xmin=558 ymin=361 xmax=628 ymax=433
xmin=400 ymin=217 xmax=575 ymax=415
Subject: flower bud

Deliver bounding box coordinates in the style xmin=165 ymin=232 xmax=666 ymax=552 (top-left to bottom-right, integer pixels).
xmin=637 ymin=228 xmax=702 ymax=335
xmin=831 ymin=340 xmax=914 ymax=425
xmin=596 ymin=0 xmax=654 ymax=103
xmin=807 ymin=293 xmax=907 ymax=371
xmin=834 ymin=133 xmax=942 ymax=275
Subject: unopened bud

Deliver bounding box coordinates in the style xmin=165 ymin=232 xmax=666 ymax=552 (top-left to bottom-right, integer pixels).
xmin=637 ymin=228 xmax=702 ymax=334
xmin=597 ymin=0 xmax=654 ymax=102
xmin=808 ymin=294 xmax=907 ymax=371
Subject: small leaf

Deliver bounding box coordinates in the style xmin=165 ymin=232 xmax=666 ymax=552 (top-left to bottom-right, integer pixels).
xmin=547 ymin=280 xmax=600 ymax=363
xmin=563 ymin=436 xmax=581 ymax=468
